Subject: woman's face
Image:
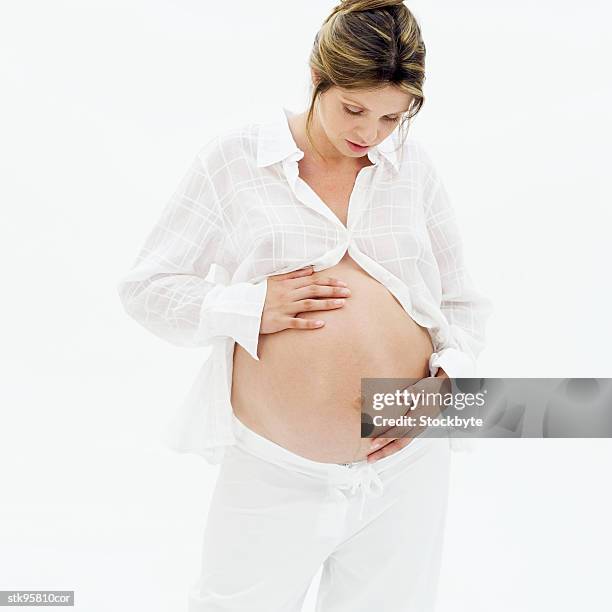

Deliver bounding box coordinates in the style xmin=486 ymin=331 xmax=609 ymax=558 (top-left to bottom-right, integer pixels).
xmin=314 ymin=80 xmax=413 ymax=159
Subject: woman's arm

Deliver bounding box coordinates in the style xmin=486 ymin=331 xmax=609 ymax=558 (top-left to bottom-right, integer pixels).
xmin=420 ymin=145 xmax=495 ymax=380
xmin=116 ymin=143 xmax=267 ymax=360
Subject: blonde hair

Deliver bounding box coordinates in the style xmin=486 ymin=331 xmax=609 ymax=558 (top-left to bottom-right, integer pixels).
xmin=306 ymin=0 xmax=426 ymax=163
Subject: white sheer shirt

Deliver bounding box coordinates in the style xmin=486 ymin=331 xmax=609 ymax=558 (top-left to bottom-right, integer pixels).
xmin=117 ymin=106 xmax=494 ymax=464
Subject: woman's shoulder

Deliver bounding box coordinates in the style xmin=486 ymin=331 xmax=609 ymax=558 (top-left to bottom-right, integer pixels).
xmin=400 ymin=134 xmax=436 ymax=169
xmin=394 ymin=134 xmax=445 ymax=187
xmin=196 ymin=121 xmax=260 ymax=171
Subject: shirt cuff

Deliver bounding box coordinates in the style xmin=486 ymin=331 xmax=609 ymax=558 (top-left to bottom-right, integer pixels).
xmin=197 ymin=278 xmax=268 ymax=360
xmin=429 ymin=347 xmax=477 ymax=401
xmin=430 ymin=348 xmax=477 ymax=452
xmin=429 ymin=347 xmax=476 ymax=379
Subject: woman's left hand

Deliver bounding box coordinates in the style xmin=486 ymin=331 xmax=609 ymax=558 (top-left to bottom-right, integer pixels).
xmin=366 ymin=368 xmax=451 ymax=463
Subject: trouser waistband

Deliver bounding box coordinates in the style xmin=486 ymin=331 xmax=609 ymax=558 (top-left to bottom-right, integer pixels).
xmin=229 ymin=411 xmax=437 ymax=523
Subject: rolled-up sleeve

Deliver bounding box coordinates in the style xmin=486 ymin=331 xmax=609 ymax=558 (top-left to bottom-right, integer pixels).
xmin=420 ymin=148 xmax=495 ymax=380
xmin=116 ymin=143 xmax=267 ymax=360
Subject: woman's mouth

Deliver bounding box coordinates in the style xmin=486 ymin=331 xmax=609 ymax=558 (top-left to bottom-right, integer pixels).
xmin=346 ymin=139 xmax=370 ymax=152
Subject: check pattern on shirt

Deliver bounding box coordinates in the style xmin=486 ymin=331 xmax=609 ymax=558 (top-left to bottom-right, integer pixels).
xmin=117 ymin=106 xmax=493 ymax=461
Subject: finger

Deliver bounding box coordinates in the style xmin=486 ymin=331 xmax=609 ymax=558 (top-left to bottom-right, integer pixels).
xmin=286 ymin=297 xmax=348 ymax=316
xmin=384 ymin=417 xmax=431 ymax=442
xmin=291 ymin=282 xmax=351 ymax=303
xmin=285 ymin=317 xmax=327 ymax=330
xmin=374 ymin=421 xmax=416 ymax=440
xmin=272 ymin=265 xmax=314 ymax=280
xmin=368 ymin=437 xmax=395 ymax=451
xmin=290 ymin=275 xmax=349 ymax=291
xmin=367 ymin=438 xmax=410 ymax=463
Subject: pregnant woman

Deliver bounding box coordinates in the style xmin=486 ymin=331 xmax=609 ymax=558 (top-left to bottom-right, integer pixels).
xmin=117 ymin=1 xmax=493 ymax=610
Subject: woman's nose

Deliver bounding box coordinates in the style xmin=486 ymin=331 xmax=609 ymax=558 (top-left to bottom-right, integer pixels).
xmin=356 ymin=127 xmax=378 ymax=145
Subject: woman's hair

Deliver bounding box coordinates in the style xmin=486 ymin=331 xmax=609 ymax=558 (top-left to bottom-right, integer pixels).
xmin=306 ymin=0 xmax=426 ymax=162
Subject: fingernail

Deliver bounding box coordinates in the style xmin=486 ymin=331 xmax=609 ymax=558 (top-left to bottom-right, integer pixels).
xmin=370 ymin=441 xmax=381 ymax=450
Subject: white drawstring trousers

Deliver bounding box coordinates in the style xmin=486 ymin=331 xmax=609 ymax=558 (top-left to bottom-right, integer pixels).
xmin=187 ymin=411 xmax=451 ymax=612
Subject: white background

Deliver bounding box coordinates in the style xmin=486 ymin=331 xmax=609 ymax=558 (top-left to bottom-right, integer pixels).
xmin=1 ymin=1 xmax=611 ymax=610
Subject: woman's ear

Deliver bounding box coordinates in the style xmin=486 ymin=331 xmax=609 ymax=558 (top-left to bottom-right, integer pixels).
xmin=310 ymin=67 xmax=321 ymax=87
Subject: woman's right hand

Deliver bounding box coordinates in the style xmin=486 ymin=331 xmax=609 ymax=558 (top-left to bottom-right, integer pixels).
xmin=259 ymin=266 xmax=351 ymax=335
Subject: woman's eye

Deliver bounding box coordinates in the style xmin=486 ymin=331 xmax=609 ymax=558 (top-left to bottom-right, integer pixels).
xmin=342 ymin=105 xmax=400 ymax=122
xmin=343 ymin=106 xmax=362 ymax=116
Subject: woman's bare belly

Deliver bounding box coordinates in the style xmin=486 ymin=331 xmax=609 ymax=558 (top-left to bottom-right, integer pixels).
xmin=230 ymin=252 xmax=435 ymax=463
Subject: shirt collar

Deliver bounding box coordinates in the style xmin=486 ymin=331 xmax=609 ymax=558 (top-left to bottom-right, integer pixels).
xmin=256 ymin=106 xmax=400 ymax=174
